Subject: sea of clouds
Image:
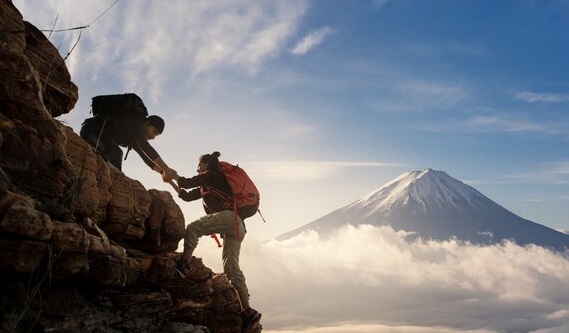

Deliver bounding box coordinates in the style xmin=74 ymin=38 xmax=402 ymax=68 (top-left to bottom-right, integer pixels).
xmin=197 ymin=225 xmax=569 ymax=333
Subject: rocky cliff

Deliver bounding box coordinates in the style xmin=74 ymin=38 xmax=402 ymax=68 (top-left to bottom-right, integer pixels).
xmin=0 ymin=1 xmax=260 ymax=332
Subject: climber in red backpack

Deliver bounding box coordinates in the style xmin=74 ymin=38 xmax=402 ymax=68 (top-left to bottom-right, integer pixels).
xmin=174 ymin=151 xmax=261 ymax=333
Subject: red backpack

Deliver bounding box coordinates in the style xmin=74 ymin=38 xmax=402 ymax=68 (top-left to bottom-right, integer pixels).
xmin=218 ymin=161 xmax=260 ymax=218
xmin=209 ymin=161 xmax=265 ymax=238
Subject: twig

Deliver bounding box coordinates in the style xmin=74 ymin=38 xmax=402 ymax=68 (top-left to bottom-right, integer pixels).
xmin=89 ymin=0 xmax=119 ymax=26
xmin=13 ymin=243 xmax=62 ymax=331
xmin=47 ymin=14 xmax=58 ymax=39
xmin=62 ymin=30 xmax=82 ymax=61
xmin=39 ymin=0 xmax=119 ymax=33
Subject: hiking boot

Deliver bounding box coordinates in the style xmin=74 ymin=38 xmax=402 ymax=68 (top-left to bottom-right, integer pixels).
xmin=241 ymin=308 xmax=262 ymax=333
xmin=173 ymin=260 xmax=189 ymax=278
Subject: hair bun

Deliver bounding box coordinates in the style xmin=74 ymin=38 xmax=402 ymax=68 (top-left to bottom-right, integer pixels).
xmin=212 ymin=151 xmax=221 ymax=158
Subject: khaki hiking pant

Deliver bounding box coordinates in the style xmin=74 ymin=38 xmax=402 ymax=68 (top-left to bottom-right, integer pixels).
xmin=184 ymin=210 xmax=248 ymax=292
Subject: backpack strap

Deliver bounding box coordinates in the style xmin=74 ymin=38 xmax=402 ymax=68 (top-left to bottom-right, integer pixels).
xmin=210 ymin=233 xmax=222 ymax=247
xmin=257 ymin=209 xmax=267 ymax=223
xmin=124 ymin=146 xmax=132 ymax=160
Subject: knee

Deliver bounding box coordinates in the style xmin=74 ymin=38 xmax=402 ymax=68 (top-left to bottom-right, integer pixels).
xmin=185 ymin=223 xmax=197 ymax=238
xmin=186 ymin=221 xmax=199 ymax=234
xmin=184 ymin=221 xmax=202 ymax=243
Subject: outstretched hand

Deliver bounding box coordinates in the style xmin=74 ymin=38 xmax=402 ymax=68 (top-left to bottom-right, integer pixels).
xmin=161 ymin=167 xmax=177 ymax=182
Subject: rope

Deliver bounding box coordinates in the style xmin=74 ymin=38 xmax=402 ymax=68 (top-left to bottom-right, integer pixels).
xmin=94 ymin=118 xmax=108 ymax=152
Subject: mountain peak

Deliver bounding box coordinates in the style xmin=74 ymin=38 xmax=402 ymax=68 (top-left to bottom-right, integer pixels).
xmin=278 ymin=169 xmax=569 ymax=251
xmin=354 ymin=168 xmax=485 ymax=216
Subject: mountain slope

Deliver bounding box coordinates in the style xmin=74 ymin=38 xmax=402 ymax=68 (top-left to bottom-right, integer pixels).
xmin=278 ymin=169 xmax=569 ymax=251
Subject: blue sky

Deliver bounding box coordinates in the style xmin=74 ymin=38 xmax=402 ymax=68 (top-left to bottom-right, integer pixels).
xmin=11 ymin=1 xmax=569 ymax=332
xmin=13 ymin=0 xmax=569 ymax=240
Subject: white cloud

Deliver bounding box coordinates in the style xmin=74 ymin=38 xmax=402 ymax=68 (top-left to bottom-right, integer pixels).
xmin=263 ymin=324 xmax=493 ymax=333
xmin=372 ymin=0 xmax=393 ymax=11
xmin=497 ymin=162 xmax=569 ymax=186
xmin=514 ymin=92 xmax=569 ymax=103
xmin=290 ymin=26 xmax=334 ymax=56
xmin=406 ymin=41 xmax=488 ymax=59
xmin=371 ymin=79 xmax=470 ymax=113
xmin=246 ymin=161 xmax=402 ymax=180
xmin=14 ymin=0 xmax=307 ymax=100
xmin=12 ymin=0 xmax=114 ymax=77
xmin=465 ymin=116 xmax=544 ymax=132
xmin=451 ymin=42 xmax=488 ymax=57
xmin=263 ymin=324 xmax=491 ymax=333
xmin=208 ymin=225 xmax=569 ymax=332
xmin=541 ymin=161 xmax=569 ymax=175
xmin=417 ymin=115 xmax=569 ymax=138
xmin=396 ymin=80 xmax=469 ymax=105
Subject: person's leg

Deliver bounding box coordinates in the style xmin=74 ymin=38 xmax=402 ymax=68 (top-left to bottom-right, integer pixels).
xmin=223 ymin=234 xmax=250 ymax=309
xmin=219 ymin=212 xmax=258 ymax=314
xmin=180 ymin=210 xmax=236 ymax=264
xmin=80 ymin=121 xmax=102 ymax=150
xmin=105 ymin=141 xmax=123 ymax=170
xmin=80 ymin=121 xmax=123 ymax=170
xmin=191 ymin=211 xmax=261 ymax=331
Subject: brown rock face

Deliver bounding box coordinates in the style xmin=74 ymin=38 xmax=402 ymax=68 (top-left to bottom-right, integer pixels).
xmin=0 ymin=1 xmax=260 ymax=332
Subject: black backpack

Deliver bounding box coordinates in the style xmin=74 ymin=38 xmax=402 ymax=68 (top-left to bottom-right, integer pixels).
xmin=91 ymin=93 xmax=148 ymax=121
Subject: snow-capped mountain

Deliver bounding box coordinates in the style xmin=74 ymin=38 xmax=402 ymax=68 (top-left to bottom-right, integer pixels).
xmin=278 ymin=169 xmax=569 ymax=251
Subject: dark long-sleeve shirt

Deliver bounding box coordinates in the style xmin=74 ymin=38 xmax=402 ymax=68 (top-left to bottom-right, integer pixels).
xmin=106 ymin=118 xmax=160 ymax=168
xmin=177 ymin=169 xmax=233 ymax=214
xmin=82 ymin=117 xmax=160 ymax=169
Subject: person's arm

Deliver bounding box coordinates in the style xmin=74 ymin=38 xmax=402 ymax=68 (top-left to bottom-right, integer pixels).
xmin=175 ymin=173 xmax=209 ymax=202
xmin=178 ymin=188 xmax=201 ymax=202
xmin=152 ymin=157 xmax=177 ymax=181
xmin=127 ymin=123 xmax=176 ymax=181
xmin=176 ymin=172 xmax=208 ymax=189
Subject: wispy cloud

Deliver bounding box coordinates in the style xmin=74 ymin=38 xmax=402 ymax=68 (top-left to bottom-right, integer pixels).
xmin=396 ymin=80 xmax=468 ymax=102
xmin=290 ymin=26 xmax=334 ymax=55
xmin=451 ymin=42 xmax=488 ymax=57
xmin=418 ymin=115 xmax=569 ymax=138
xmin=197 ymin=225 xmax=569 ymax=332
xmin=372 ymin=0 xmax=393 ymax=11
xmin=17 ymin=0 xmax=308 ymax=100
xmin=514 ymin=91 xmax=569 ymax=103
xmin=263 ymin=324 xmax=493 ymax=333
xmin=542 ymin=161 xmax=569 ymax=175
xmin=406 ymin=41 xmax=488 ymax=58
xmin=247 ymin=161 xmax=403 ymax=180
xmin=465 ymin=116 xmax=545 ymax=132
xmin=378 ymin=79 xmax=470 ymax=112
xmin=361 ymin=76 xmax=472 ymax=114
xmin=500 ymin=161 xmax=569 ymax=186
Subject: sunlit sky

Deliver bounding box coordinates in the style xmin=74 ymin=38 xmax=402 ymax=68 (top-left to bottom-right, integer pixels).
xmin=10 ymin=1 xmax=569 ymax=332
xmin=12 ymin=0 xmax=569 ymax=242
